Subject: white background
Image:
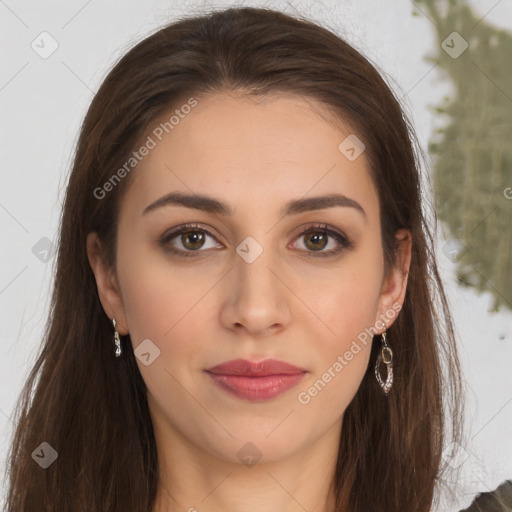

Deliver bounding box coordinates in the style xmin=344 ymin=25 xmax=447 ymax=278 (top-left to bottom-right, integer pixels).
xmin=1 ymin=1 xmax=511 ymax=510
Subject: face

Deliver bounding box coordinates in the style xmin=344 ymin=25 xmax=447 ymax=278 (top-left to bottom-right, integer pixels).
xmin=88 ymin=91 xmax=410 ymax=466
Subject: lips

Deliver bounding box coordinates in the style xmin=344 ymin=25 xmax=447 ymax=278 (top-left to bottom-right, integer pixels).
xmin=205 ymin=358 xmax=307 ymax=376
xmin=204 ymin=358 xmax=308 ymax=401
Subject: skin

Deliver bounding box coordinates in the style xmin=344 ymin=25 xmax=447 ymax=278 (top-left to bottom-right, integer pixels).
xmin=87 ymin=91 xmax=412 ymax=512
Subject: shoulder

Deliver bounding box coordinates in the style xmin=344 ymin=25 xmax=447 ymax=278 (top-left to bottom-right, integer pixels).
xmin=459 ymin=480 xmax=512 ymax=511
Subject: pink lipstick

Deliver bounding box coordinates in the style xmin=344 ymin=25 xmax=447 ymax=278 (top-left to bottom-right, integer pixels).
xmin=204 ymin=358 xmax=307 ymax=401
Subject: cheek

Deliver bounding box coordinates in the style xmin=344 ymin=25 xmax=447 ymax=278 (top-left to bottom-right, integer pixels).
xmin=296 ymin=247 xmax=383 ymax=401
xmin=295 ymin=281 xmax=380 ymax=417
xmin=116 ymin=245 xmax=210 ymax=400
xmin=311 ymin=249 xmax=384 ymax=347
xmin=116 ymin=236 xmax=211 ymax=342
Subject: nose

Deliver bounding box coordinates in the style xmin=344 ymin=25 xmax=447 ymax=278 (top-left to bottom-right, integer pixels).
xmin=219 ymin=243 xmax=291 ymax=337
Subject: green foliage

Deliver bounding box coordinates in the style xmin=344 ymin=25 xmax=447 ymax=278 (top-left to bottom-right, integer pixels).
xmin=415 ymin=0 xmax=512 ymax=311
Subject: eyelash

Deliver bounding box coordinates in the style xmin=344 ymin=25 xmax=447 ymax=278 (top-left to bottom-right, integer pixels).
xmin=158 ymin=222 xmax=355 ymax=258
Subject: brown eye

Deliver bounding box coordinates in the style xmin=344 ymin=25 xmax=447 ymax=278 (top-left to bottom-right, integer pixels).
xmin=293 ymin=224 xmax=354 ymax=257
xmin=159 ymin=224 xmax=221 ymax=257
xmin=180 ymin=230 xmax=207 ymax=251
xmin=159 ymin=222 xmax=354 ymax=259
xmin=303 ymin=231 xmax=329 ymax=251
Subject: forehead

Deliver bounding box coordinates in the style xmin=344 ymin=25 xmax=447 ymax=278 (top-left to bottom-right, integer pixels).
xmin=120 ymin=91 xmax=379 ymax=220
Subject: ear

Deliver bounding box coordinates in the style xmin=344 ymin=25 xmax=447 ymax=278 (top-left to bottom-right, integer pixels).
xmin=375 ymin=228 xmax=412 ymax=333
xmin=86 ymin=232 xmax=129 ymax=335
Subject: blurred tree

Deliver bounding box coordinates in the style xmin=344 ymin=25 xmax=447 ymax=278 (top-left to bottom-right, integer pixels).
xmin=413 ymin=0 xmax=512 ymax=311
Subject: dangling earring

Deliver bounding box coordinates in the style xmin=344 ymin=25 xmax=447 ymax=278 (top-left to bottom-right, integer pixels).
xmin=113 ymin=318 xmax=122 ymax=357
xmin=375 ymin=327 xmax=393 ymax=395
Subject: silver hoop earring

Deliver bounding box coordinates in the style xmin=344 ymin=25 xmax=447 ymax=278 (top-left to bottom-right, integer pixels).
xmin=375 ymin=330 xmax=393 ymax=395
xmin=113 ymin=318 xmax=122 ymax=357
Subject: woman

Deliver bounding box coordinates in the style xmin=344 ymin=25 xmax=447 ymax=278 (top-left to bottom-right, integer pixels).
xmin=4 ymin=6 xmax=464 ymax=511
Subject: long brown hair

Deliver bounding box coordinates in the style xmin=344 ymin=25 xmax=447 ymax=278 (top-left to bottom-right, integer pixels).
xmin=4 ymin=6 xmax=464 ymax=511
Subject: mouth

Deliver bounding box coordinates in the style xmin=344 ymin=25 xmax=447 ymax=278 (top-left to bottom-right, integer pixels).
xmin=204 ymin=358 xmax=308 ymax=401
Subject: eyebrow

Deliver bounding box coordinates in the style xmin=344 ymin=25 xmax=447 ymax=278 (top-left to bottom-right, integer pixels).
xmin=142 ymin=191 xmax=367 ymax=220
